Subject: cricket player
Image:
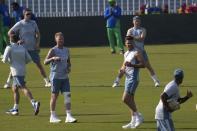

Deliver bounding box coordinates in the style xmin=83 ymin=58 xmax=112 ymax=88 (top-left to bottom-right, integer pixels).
xmin=44 ymin=32 xmax=77 ymax=123
xmin=5 ymin=8 xmax=51 ymax=88
xmin=120 ymin=36 xmax=145 ymax=129
xmin=104 ymin=0 xmax=124 ymax=54
xmin=155 ymin=69 xmax=193 ymax=131
xmin=112 ymin=16 xmax=160 ymax=88
xmin=2 ymin=33 xmax=40 ymax=116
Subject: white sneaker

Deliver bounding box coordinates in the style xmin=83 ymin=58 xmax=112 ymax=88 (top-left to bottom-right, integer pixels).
xmin=6 ymin=108 xmax=19 ymax=116
xmin=135 ymin=113 xmax=144 ymax=127
xmin=4 ymin=83 xmax=11 ymax=89
xmin=45 ymin=82 xmax=51 ymax=87
xmin=122 ymin=122 xmax=136 ymax=129
xmin=154 ymin=81 xmax=160 ymax=87
xmin=50 ymin=115 xmax=61 ymax=123
xmin=33 ymin=101 xmax=40 ymax=115
xmin=65 ymin=116 xmax=77 ymax=123
xmin=112 ymin=81 xmax=119 ymax=88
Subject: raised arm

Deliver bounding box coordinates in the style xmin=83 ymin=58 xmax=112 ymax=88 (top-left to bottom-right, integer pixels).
xmin=178 ymin=90 xmax=193 ymax=104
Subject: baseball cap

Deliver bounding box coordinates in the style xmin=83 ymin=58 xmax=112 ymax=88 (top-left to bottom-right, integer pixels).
xmin=174 ymin=68 xmax=184 ymax=79
xmin=133 ymin=16 xmax=141 ymax=21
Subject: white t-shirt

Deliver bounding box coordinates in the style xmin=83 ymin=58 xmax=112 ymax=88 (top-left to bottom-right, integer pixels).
xmin=127 ymin=27 xmax=146 ymax=51
xmin=10 ymin=20 xmax=39 ymax=51
xmin=155 ymin=80 xmax=180 ymax=120
xmin=124 ymin=48 xmax=139 ymax=79
xmin=2 ymin=43 xmax=32 ymax=76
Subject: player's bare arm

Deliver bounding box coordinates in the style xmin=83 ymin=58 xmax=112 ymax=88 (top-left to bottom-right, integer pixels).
xmin=161 ymin=93 xmax=174 ymax=112
xmin=178 ymin=90 xmax=193 ymax=104
xmin=44 ymin=49 xmax=60 ymax=65
xmin=35 ymin=31 xmax=40 ymax=50
xmin=67 ymin=57 xmax=71 ymax=73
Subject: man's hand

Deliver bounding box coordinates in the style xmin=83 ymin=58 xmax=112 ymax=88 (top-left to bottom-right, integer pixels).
xmin=52 ymin=56 xmax=61 ymax=61
xmin=186 ymin=90 xmax=193 ymax=98
xmin=124 ymin=61 xmax=133 ymax=67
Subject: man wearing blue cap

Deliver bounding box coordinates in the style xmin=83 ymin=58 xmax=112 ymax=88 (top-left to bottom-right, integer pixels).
xmin=155 ymin=69 xmax=193 ymax=131
xmin=104 ymin=0 xmax=124 ymax=54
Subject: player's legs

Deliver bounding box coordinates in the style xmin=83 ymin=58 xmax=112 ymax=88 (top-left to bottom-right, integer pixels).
xmin=145 ymin=60 xmax=160 ymax=87
xmin=122 ymin=92 xmax=137 ymax=113
xmin=114 ymin=27 xmax=124 ymax=54
xmin=28 ymin=50 xmax=51 ymax=87
xmin=107 ymin=28 xmax=116 ymax=53
xmin=122 ymin=79 xmax=143 ymax=129
xmin=50 ymin=79 xmax=61 ymax=123
xmin=61 ymin=79 xmax=77 ymax=123
xmin=143 ymin=50 xmax=160 ymax=87
xmin=5 ymin=86 xmax=20 ymax=115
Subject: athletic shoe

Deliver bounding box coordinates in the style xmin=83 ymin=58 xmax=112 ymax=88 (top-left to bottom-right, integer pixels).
xmin=135 ymin=113 xmax=144 ymax=127
xmin=33 ymin=101 xmax=40 ymax=115
xmin=112 ymin=81 xmax=119 ymax=88
xmin=6 ymin=108 xmax=19 ymax=116
xmin=65 ymin=116 xmax=77 ymax=123
xmin=45 ymin=82 xmax=51 ymax=87
xmin=4 ymin=82 xmax=11 ymax=89
xmin=154 ymin=81 xmax=160 ymax=87
xmin=122 ymin=122 xmax=136 ymax=129
xmin=50 ymin=115 xmax=61 ymax=123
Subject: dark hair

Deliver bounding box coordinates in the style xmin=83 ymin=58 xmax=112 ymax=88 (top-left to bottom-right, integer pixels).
xmin=125 ymin=36 xmax=134 ymax=41
xmin=10 ymin=34 xmax=19 ymax=43
xmin=11 ymin=2 xmax=19 ymax=7
xmin=125 ymin=36 xmax=134 ymax=45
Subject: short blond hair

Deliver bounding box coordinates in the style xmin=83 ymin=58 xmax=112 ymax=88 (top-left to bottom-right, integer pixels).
xmin=55 ymin=32 xmax=64 ymax=38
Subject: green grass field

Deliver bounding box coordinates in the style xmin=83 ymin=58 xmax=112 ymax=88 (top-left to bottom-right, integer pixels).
xmin=0 ymin=44 xmax=196 ymax=131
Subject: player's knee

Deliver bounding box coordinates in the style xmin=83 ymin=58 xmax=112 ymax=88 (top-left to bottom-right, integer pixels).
xmin=63 ymin=92 xmax=71 ymax=104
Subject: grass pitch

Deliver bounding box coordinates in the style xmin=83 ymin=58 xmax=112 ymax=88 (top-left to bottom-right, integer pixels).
xmin=0 ymin=44 xmax=196 ymax=131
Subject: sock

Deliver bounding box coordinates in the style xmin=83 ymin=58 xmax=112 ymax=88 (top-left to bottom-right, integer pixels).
xmin=115 ymin=77 xmax=120 ymax=83
xmin=151 ymin=75 xmax=159 ymax=82
xmin=133 ymin=112 xmax=139 ymax=116
xmin=13 ymin=104 xmax=19 ymax=110
xmin=66 ymin=110 xmax=71 ymax=117
xmin=30 ymin=99 xmax=36 ymax=106
xmin=51 ymin=111 xmax=56 ymax=117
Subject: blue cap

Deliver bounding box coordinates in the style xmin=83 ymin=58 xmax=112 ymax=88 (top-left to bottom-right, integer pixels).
xmin=133 ymin=16 xmax=141 ymax=21
xmin=174 ymin=68 xmax=184 ymax=79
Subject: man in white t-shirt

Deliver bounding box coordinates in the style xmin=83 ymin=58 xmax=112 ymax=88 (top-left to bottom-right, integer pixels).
xmin=155 ymin=69 xmax=193 ymax=131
